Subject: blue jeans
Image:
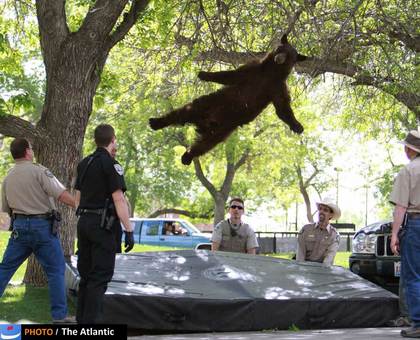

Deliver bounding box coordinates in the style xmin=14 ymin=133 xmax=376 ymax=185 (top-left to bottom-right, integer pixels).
xmin=399 ymin=233 xmax=409 ymax=317
xmin=401 ymin=217 xmax=420 ymax=328
xmin=0 ymin=217 xmax=67 ymax=320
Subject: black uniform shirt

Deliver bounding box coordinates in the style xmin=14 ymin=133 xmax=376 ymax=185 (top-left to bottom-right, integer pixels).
xmin=75 ymin=147 xmax=126 ymax=209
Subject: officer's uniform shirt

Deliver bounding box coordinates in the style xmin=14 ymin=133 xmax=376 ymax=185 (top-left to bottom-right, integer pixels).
xmin=212 ymin=219 xmax=259 ymax=253
xmin=296 ymin=223 xmax=340 ymax=266
xmin=75 ymin=147 xmax=126 ymax=208
xmin=390 ymin=156 xmax=420 ymax=213
xmin=1 ymin=160 xmax=65 ymax=215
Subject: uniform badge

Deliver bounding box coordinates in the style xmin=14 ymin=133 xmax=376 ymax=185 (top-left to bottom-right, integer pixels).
xmin=114 ymin=164 xmax=124 ymax=175
xmin=44 ymin=169 xmax=54 ymax=178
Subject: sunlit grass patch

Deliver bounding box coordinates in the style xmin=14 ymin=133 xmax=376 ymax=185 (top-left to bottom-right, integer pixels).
xmin=266 ymin=251 xmax=351 ymax=268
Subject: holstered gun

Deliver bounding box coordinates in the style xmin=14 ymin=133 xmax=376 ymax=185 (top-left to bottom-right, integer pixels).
xmin=398 ymin=212 xmax=408 ymax=242
xmin=9 ymin=214 xmax=15 ymax=231
xmin=100 ymin=198 xmax=116 ymax=231
xmin=50 ymin=209 xmax=62 ymax=236
xmin=105 ymin=202 xmax=116 ymax=231
xmin=100 ymin=198 xmax=110 ymax=229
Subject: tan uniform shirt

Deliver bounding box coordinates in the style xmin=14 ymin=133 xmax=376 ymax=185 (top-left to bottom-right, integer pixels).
xmin=296 ymin=223 xmax=340 ymax=266
xmin=1 ymin=160 xmax=65 ymax=215
xmin=212 ymin=219 xmax=259 ymax=253
xmin=389 ymin=157 xmax=420 ymax=212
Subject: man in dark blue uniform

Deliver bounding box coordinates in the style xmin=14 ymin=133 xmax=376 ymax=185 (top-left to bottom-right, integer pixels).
xmin=74 ymin=124 xmax=134 ymax=324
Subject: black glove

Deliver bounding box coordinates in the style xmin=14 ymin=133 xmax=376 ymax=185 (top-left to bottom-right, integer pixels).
xmin=124 ymin=231 xmax=134 ymax=253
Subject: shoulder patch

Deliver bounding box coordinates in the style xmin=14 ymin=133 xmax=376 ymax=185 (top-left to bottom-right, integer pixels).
xmin=114 ymin=164 xmax=124 ymax=176
xmin=44 ymin=169 xmax=54 ymax=178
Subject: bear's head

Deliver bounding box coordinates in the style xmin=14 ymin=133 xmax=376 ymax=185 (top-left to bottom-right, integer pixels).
xmin=270 ymin=34 xmax=307 ymax=73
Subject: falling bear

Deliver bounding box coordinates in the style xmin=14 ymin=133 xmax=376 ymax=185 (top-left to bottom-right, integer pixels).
xmin=149 ymin=34 xmax=308 ymax=165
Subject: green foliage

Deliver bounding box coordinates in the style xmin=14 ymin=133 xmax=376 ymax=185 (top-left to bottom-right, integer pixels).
xmin=375 ymin=164 xmax=403 ymax=218
xmin=288 ymin=324 xmax=300 ymax=331
xmin=0 ymin=231 xmax=184 ymax=323
xmin=0 ymin=286 xmax=57 ymax=323
xmin=0 ymin=3 xmax=44 ymax=121
xmin=1 ymin=0 xmax=418 ymax=226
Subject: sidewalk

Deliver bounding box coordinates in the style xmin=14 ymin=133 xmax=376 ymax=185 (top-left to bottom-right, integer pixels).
xmin=130 ymin=327 xmax=405 ymax=339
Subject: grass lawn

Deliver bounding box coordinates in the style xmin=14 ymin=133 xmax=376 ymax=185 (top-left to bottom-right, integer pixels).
xmin=0 ymin=231 xmax=351 ymax=323
xmin=0 ymin=232 xmax=182 ymax=323
xmin=268 ymin=251 xmax=351 ymax=268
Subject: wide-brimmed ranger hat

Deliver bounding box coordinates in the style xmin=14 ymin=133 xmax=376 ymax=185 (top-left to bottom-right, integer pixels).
xmin=399 ymin=130 xmax=420 ymax=153
xmin=316 ymin=200 xmax=341 ymax=220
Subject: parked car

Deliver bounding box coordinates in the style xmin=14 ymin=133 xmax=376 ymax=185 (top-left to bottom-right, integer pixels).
xmin=349 ymin=220 xmax=400 ymax=294
xmin=130 ymin=217 xmax=212 ymax=248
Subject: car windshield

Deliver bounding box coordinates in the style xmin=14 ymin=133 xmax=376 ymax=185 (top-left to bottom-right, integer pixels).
xmin=182 ymin=220 xmax=201 ymax=233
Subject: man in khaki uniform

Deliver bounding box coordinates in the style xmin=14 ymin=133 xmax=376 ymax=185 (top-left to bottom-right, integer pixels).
xmin=296 ymin=200 xmax=341 ymax=266
xmin=0 ymin=138 xmax=75 ymax=323
xmin=390 ymin=130 xmax=420 ymax=338
xmin=211 ymin=197 xmax=259 ymax=254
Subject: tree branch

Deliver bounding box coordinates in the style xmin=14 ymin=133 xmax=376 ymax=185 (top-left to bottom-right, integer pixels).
xmin=107 ymin=0 xmax=150 ymax=50
xmin=148 ymin=208 xmax=211 ymax=219
xmin=303 ymin=167 xmax=319 ymax=188
xmin=180 ymin=41 xmax=419 ymax=115
xmin=35 ymin=0 xmax=69 ymax=73
xmin=78 ymin=0 xmax=127 ymax=41
xmin=234 ymin=149 xmax=250 ymax=171
xmin=387 ymin=30 xmax=420 ymax=53
xmin=220 ymin=161 xmax=235 ymax=198
xmin=0 ymin=115 xmax=40 ymax=140
xmin=375 ymin=1 xmax=420 ymax=53
xmin=295 ymin=163 xmax=315 ymax=223
xmin=193 ymin=158 xmax=218 ymax=198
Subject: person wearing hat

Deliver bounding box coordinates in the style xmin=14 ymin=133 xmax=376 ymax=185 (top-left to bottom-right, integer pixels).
xmin=296 ymin=200 xmax=341 ymax=266
xmin=390 ymin=130 xmax=420 ymax=338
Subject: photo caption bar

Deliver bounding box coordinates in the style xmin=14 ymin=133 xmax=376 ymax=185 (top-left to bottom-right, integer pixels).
xmin=20 ymin=324 xmax=127 ymax=339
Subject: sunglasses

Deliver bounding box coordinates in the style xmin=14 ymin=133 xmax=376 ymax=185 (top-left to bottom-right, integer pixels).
xmin=230 ymin=205 xmax=244 ymax=210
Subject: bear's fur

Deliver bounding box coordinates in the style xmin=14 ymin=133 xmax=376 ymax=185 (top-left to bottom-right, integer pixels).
xmin=149 ymin=34 xmax=307 ymax=165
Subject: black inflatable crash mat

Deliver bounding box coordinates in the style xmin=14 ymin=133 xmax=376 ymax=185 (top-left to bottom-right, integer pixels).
xmin=65 ymin=250 xmax=398 ymax=331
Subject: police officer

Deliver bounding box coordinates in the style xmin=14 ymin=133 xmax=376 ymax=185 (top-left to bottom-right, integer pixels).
xmin=74 ymin=124 xmax=134 ymax=324
xmin=0 ymin=138 xmax=75 ymax=323
xmin=390 ymin=130 xmax=420 ymax=338
xmin=211 ymin=198 xmax=259 ymax=254
xmin=296 ymin=200 xmax=340 ymax=266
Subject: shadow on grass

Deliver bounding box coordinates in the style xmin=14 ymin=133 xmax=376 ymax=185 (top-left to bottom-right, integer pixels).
xmin=0 ymin=284 xmax=76 ymax=323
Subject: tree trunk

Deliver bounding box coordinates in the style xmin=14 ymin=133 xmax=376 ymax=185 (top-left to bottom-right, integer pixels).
xmin=214 ymin=194 xmax=227 ymax=225
xmin=23 ymin=35 xmax=105 ymax=285
xmin=295 ymin=165 xmax=317 ymax=224
xmin=1 ymin=0 xmax=150 ymax=286
xmin=300 ymin=185 xmax=314 ymax=223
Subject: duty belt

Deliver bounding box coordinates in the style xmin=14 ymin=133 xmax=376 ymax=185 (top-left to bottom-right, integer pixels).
xmin=77 ymin=208 xmax=105 ymax=215
xmin=14 ymin=213 xmax=50 ymax=219
xmin=407 ymin=212 xmax=420 ymax=219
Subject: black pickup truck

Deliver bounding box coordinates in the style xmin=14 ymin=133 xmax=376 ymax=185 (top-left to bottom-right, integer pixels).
xmin=349 ymin=221 xmax=400 ymax=294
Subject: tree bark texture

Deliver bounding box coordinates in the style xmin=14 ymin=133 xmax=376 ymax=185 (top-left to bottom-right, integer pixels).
xmin=214 ymin=194 xmax=227 ymax=226
xmin=193 ymin=147 xmax=249 ymax=226
xmin=295 ymin=165 xmax=319 ymax=224
xmin=3 ymin=0 xmax=150 ymax=286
